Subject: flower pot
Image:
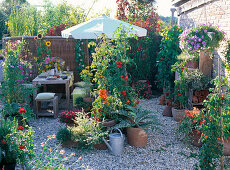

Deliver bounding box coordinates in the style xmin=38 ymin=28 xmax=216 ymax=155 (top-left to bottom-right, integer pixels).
xmin=127 ymin=127 xmax=147 ymax=147
xmin=190 ymin=130 xmax=202 ymax=147
xmin=159 ymin=94 xmax=165 ymax=105
xmin=102 ymin=119 xmax=116 ymax=128
xmin=199 ymin=50 xmax=213 ymax=77
xmin=162 ymin=105 xmax=172 ymax=117
xmin=223 ymin=137 xmax=230 ymax=156
xmin=192 ymin=96 xmax=199 ymax=104
xmin=61 ymin=140 xmax=79 ymax=148
xmin=93 ymin=143 xmax=107 ymax=150
xmin=172 ymin=108 xmax=185 ymax=122
xmin=187 ymin=60 xmax=199 ymax=69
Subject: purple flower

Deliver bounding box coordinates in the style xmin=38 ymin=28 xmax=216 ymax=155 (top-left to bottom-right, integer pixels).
xmin=202 ymin=35 xmax=204 ymax=39
xmin=198 ymin=38 xmax=202 ymax=42
xmin=191 ymin=42 xmax=194 ymax=45
xmin=11 ymin=65 xmax=14 ymax=68
xmin=188 ymin=47 xmax=193 ymax=51
xmin=186 ymin=40 xmax=190 ymax=44
xmin=195 ymin=30 xmax=198 ymax=33
xmin=204 ymin=30 xmax=207 ymax=33
xmin=202 ymin=41 xmax=206 ymax=44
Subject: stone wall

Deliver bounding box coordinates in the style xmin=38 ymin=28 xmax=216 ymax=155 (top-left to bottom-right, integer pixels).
xmin=174 ymin=0 xmax=230 ymax=77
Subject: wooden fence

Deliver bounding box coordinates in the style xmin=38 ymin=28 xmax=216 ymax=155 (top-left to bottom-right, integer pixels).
xmin=2 ymin=36 xmax=89 ymax=82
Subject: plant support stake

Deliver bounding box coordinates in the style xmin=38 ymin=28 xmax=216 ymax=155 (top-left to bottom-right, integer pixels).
xmin=218 ymin=58 xmax=224 ymax=170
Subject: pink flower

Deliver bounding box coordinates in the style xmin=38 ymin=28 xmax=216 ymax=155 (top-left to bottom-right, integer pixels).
xmin=60 ymin=150 xmax=65 ymax=155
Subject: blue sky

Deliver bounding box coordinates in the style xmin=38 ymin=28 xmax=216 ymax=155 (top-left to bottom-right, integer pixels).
xmin=25 ymin=0 xmax=173 ymax=17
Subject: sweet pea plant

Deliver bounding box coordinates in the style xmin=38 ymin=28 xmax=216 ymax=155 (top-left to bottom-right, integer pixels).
xmin=179 ymin=24 xmax=225 ymax=58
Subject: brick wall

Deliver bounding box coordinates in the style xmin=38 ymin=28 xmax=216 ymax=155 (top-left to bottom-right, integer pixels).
xmin=174 ymin=0 xmax=230 ymax=77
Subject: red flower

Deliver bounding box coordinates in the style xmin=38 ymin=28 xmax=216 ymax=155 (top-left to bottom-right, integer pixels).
xmin=2 ymin=139 xmax=6 ymax=144
xmin=217 ymin=138 xmax=221 ymax=141
xmin=18 ymin=126 xmax=24 ymax=131
xmin=19 ymin=145 xmax=25 ymax=149
xmin=136 ymin=101 xmax=140 ymax=105
xmin=166 ymin=92 xmax=169 ymax=96
xmin=117 ymin=65 xmax=121 ymax=68
xmin=119 ymin=61 xmax=123 ymax=65
xmin=120 ymin=75 xmax=123 ymax=78
xmin=177 ymin=92 xmax=181 ymax=97
xmin=19 ymin=108 xmax=26 ymax=113
xmin=222 ymin=93 xmax=225 ymax=99
xmin=124 ymin=76 xmax=128 ymax=80
xmin=115 ymin=61 xmax=120 ymax=65
xmin=98 ymin=108 xmax=101 ymax=112
xmin=126 ymin=100 xmax=130 ymax=104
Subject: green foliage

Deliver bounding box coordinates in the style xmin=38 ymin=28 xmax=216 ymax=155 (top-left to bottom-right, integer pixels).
xmin=70 ymin=112 xmax=109 ymax=147
xmin=156 ymin=25 xmax=183 ymax=89
xmin=113 ymin=105 xmax=160 ymax=131
xmin=6 ymin=1 xmax=86 ymax=36
xmin=172 ymin=61 xmax=188 ymax=109
xmin=1 ymin=40 xmax=34 ymax=104
xmin=56 ymin=127 xmax=72 ymax=144
xmin=184 ymin=69 xmax=210 ymax=90
xmin=75 ymin=40 xmax=86 ymax=76
xmin=160 ymin=16 xmax=178 ymax=29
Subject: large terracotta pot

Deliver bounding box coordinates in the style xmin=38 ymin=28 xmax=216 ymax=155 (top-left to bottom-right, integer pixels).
xmin=172 ymin=108 xmax=185 ymax=122
xmin=127 ymin=127 xmax=147 ymax=147
xmin=162 ymin=106 xmax=172 ymax=117
xmin=190 ymin=130 xmax=202 ymax=147
xmin=159 ymin=94 xmax=165 ymax=105
xmin=93 ymin=143 xmax=107 ymax=150
xmin=223 ymin=137 xmax=230 ymax=156
xmin=199 ymin=50 xmax=213 ymax=77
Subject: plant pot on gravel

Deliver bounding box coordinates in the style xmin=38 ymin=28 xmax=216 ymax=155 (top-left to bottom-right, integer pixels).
xmin=93 ymin=143 xmax=108 ymax=150
xmin=112 ymin=105 xmax=159 ymax=147
xmin=102 ymin=119 xmax=116 ymax=128
xmin=172 ymin=107 xmax=185 ymax=122
xmin=162 ymin=105 xmax=172 ymax=117
xmin=190 ymin=129 xmax=202 ymax=147
xmin=127 ymin=127 xmax=147 ymax=147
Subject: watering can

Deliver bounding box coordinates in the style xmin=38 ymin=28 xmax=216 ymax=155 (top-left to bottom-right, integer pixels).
xmin=102 ymin=128 xmax=124 ymax=155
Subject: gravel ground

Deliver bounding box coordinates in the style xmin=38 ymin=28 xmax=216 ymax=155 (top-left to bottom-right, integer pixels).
xmin=28 ymin=96 xmax=200 ymax=170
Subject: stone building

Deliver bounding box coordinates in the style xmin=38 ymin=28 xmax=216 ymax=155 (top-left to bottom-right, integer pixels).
xmin=173 ymin=0 xmax=230 ymax=77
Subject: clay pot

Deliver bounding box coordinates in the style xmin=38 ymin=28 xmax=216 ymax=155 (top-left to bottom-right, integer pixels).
xmin=172 ymin=108 xmax=185 ymax=122
xmin=190 ymin=130 xmax=202 ymax=147
xmin=223 ymin=137 xmax=230 ymax=156
xmin=187 ymin=60 xmax=199 ymax=69
xmin=83 ymin=97 xmax=93 ymax=103
xmin=201 ymin=90 xmax=209 ymax=97
xmin=159 ymin=94 xmax=165 ymax=105
xmin=194 ymin=90 xmax=202 ymax=97
xmin=127 ymin=127 xmax=147 ymax=147
xmin=93 ymin=143 xmax=107 ymax=150
xmin=192 ymin=96 xmax=199 ymax=104
xmin=102 ymin=119 xmax=116 ymax=127
xmin=61 ymin=140 xmax=79 ymax=148
xmin=162 ymin=106 xmax=172 ymax=117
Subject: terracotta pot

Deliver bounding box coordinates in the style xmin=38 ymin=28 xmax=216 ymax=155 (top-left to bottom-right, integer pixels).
xmin=61 ymin=140 xmax=79 ymax=148
xmin=199 ymin=50 xmax=213 ymax=77
xmin=187 ymin=60 xmax=199 ymax=69
xmin=102 ymin=119 xmax=116 ymax=127
xmin=223 ymin=137 xmax=230 ymax=156
xmin=159 ymin=94 xmax=165 ymax=105
xmin=83 ymin=97 xmax=93 ymax=103
xmin=162 ymin=106 xmax=172 ymax=117
xmin=194 ymin=90 xmax=202 ymax=97
xmin=201 ymin=90 xmax=209 ymax=97
xmin=192 ymin=96 xmax=199 ymax=104
xmin=172 ymin=108 xmax=185 ymax=122
xmin=127 ymin=127 xmax=147 ymax=147
xmin=190 ymin=130 xmax=202 ymax=147
xmin=93 ymin=143 xmax=107 ymax=150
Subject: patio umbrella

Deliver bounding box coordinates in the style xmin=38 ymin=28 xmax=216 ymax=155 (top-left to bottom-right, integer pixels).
xmin=61 ymin=15 xmax=147 ymax=39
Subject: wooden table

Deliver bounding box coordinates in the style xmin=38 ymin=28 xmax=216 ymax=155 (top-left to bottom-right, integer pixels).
xmin=32 ymin=72 xmax=73 ymax=110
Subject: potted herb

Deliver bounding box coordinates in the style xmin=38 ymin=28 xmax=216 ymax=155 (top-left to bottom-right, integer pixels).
xmin=70 ymin=112 xmax=109 ymax=149
xmin=113 ymin=106 xmax=159 ymax=147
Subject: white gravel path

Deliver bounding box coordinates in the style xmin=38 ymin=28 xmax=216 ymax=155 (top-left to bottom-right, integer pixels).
xmin=28 ymin=97 xmax=200 ymax=170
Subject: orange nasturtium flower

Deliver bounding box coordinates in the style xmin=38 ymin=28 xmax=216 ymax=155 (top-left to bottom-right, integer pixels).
xmin=99 ymin=89 xmax=107 ymax=99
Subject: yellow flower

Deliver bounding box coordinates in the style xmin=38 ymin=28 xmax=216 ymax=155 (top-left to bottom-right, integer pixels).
xmin=46 ymin=65 xmax=48 ymax=69
xmin=46 ymin=41 xmax=51 ymax=47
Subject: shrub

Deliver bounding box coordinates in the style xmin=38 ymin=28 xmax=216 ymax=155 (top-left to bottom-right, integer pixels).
xmin=58 ymin=110 xmax=80 ymax=124
xmin=56 ymin=128 xmax=72 ymax=144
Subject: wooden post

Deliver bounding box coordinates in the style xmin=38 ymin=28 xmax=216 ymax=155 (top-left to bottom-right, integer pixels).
xmin=218 ymin=58 xmax=224 ymax=170
xmin=199 ymin=50 xmax=213 ymax=77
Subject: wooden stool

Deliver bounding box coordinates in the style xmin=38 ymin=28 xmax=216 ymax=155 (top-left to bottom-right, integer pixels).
xmin=35 ymin=95 xmax=59 ymax=118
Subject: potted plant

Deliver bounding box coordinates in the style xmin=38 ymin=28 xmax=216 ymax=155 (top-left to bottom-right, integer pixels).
xmin=179 ymin=24 xmax=225 ymax=77
xmin=56 ymin=127 xmax=78 ymax=148
xmin=70 ymin=111 xmax=109 ymax=149
xmin=171 ymin=62 xmax=188 ymax=122
xmin=177 ymin=108 xmax=203 ymax=147
xmin=113 ymin=106 xmax=160 ymax=147
xmin=162 ymin=88 xmax=173 ymax=117
xmin=58 ymin=110 xmax=80 ymax=127
xmin=177 ymin=52 xmax=199 ymax=69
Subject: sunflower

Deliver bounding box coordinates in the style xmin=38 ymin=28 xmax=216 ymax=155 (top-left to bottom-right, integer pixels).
xmin=46 ymin=41 xmax=51 ymax=47
xmin=34 ymin=36 xmax=38 ymax=40
xmin=37 ymin=33 xmax=42 ymax=39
